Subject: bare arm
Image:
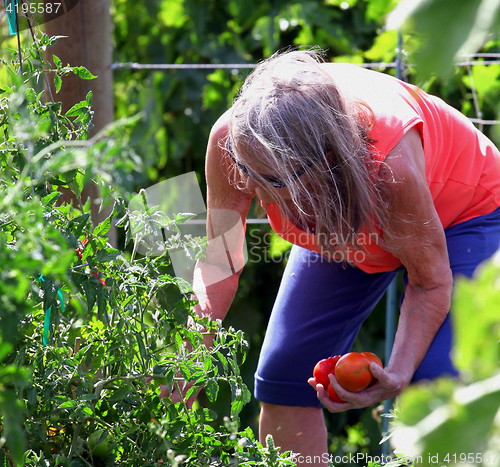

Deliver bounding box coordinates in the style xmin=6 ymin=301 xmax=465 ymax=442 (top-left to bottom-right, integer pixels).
xmin=160 ymin=114 xmax=252 ymax=402
xmin=379 ymin=128 xmax=453 ymax=388
xmin=310 ymin=128 xmax=453 ymax=410
xmin=192 ymin=111 xmax=253 ymax=324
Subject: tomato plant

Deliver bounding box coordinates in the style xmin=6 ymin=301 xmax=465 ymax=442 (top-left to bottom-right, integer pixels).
xmin=0 ymin=37 xmax=296 ymax=466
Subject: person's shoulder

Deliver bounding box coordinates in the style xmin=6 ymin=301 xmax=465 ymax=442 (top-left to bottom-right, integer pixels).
xmin=206 ymin=109 xmax=231 ymax=175
xmin=209 ymin=108 xmax=231 ymax=143
xmin=321 ymin=61 xmax=362 ymax=71
xmin=320 ymin=62 xmax=365 ymax=80
xmin=381 ymin=128 xmax=425 ymax=181
xmin=205 ymin=108 xmax=254 ymax=211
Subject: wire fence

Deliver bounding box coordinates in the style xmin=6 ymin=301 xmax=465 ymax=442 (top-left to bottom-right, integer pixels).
xmin=111 ymin=55 xmax=500 ymax=129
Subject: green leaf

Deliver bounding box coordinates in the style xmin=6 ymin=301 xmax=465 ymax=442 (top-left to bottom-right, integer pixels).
xmin=453 ymin=260 xmax=500 ymax=380
xmin=229 ymin=380 xmax=251 ymax=416
xmin=364 ymin=30 xmax=398 ymax=62
xmin=0 ymin=342 xmax=13 ymax=361
xmin=54 ymin=74 xmax=63 ymax=93
xmin=215 ymin=351 xmax=228 ymax=371
xmin=203 ymin=355 xmax=213 ymax=373
xmin=152 ymin=375 xmax=169 ymax=385
xmin=366 ymin=0 xmax=399 ymax=22
xmin=109 ymin=387 xmax=131 ymax=403
xmin=79 ymin=394 xmax=98 ymax=401
xmin=59 ymin=400 xmax=77 ymax=409
xmin=392 ymin=373 xmax=500 ymax=459
xmin=205 ymin=378 xmax=219 ymax=403
xmin=185 ymin=381 xmax=203 ymax=402
xmin=387 ymin=0 xmax=500 ymax=79
xmin=72 ymin=66 xmax=97 ymax=80
xmin=0 ymin=392 xmax=26 ymax=466
xmin=41 ymin=192 xmax=62 ymax=206
xmin=86 ymin=91 xmax=93 ymax=106
xmin=93 ymin=216 xmax=113 ymax=237
xmin=81 ymin=405 xmax=93 ymax=417
xmin=159 ymin=0 xmax=188 ymax=27
xmin=135 ymin=332 xmax=147 ymax=360
xmin=53 ymin=54 xmax=62 ymax=68
xmin=96 ymin=287 xmax=109 ymax=319
xmin=176 ymin=362 xmax=190 ymax=381
xmin=68 ymin=213 xmax=91 ymax=238
xmin=65 ymin=100 xmax=90 ymax=118
xmin=95 ymin=248 xmax=120 ymax=263
xmin=68 ymin=171 xmax=86 ymax=198
xmin=82 ymin=278 xmax=97 ymax=312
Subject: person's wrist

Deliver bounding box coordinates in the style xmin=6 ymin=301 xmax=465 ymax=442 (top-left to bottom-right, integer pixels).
xmin=385 ymin=364 xmax=413 ymax=393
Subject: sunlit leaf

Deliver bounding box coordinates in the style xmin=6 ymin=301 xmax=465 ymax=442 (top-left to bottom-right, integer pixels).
xmin=387 ymin=0 xmax=500 ymax=78
xmin=72 ymin=66 xmax=97 ymax=80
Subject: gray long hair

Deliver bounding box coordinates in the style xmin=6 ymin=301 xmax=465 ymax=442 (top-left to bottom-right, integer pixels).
xmin=227 ymin=49 xmax=388 ymax=255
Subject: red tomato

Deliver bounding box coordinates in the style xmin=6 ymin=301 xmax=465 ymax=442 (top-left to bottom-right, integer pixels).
xmin=335 ymin=352 xmax=382 ymax=392
xmin=361 ymin=352 xmax=383 ymax=368
xmin=361 ymin=352 xmax=383 ymax=387
xmin=312 ymin=356 xmax=341 ymax=388
xmin=327 ymin=384 xmax=345 ymax=403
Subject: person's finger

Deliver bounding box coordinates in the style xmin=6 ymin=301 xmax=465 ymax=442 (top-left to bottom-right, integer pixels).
xmin=369 ymin=362 xmax=389 ymax=383
xmin=327 ymin=373 xmax=358 ymax=401
xmin=307 ymin=377 xmax=318 ymax=389
xmin=316 ymin=386 xmax=352 ymax=412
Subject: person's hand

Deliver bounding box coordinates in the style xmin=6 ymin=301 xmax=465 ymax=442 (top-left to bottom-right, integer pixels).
xmin=307 ymin=362 xmax=407 ymax=412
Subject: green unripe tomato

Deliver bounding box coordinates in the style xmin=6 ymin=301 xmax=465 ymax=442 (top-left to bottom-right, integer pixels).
xmin=87 ymin=429 xmax=112 ymax=458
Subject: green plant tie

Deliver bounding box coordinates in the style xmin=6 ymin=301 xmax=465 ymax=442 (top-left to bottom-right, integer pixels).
xmin=37 ymin=274 xmax=65 ymax=346
xmin=4 ymin=0 xmax=19 ymax=35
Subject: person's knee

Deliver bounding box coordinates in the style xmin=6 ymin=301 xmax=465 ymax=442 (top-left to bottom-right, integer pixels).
xmin=259 ymin=402 xmax=328 ymax=458
xmin=260 ymin=402 xmax=324 ymax=425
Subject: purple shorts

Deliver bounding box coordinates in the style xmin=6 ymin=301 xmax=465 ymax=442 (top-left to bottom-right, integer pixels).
xmin=254 ymin=207 xmax=500 ymax=407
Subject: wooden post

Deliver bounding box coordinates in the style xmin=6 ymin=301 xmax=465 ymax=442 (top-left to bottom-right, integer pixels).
xmin=44 ymin=0 xmax=116 ymax=245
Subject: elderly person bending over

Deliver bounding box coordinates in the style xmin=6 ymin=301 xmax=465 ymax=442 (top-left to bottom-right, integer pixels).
xmin=190 ymin=49 xmax=500 ymax=464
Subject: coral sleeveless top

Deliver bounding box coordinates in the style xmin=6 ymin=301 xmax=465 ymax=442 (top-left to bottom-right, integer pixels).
xmin=264 ymin=63 xmax=500 ymax=273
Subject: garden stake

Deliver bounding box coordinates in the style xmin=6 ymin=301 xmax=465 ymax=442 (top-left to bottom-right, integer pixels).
xmin=37 ymin=274 xmax=65 ymax=346
xmin=71 ymin=337 xmax=82 ymax=399
xmin=4 ymin=0 xmax=18 ymax=35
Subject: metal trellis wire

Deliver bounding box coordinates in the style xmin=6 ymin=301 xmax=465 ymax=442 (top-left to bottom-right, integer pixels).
xmin=110 ymin=57 xmax=500 ymax=129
